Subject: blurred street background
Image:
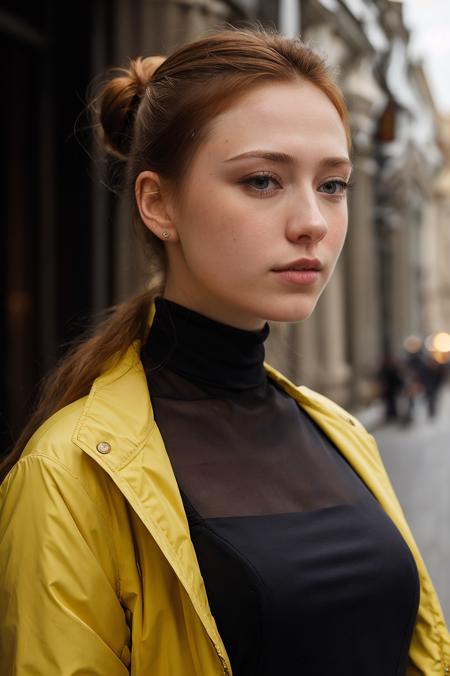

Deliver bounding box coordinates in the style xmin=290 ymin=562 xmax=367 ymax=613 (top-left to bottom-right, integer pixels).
xmin=1 ymin=0 xmax=449 ymax=617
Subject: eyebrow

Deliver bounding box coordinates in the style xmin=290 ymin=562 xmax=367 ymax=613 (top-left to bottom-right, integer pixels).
xmin=225 ymin=150 xmax=353 ymax=172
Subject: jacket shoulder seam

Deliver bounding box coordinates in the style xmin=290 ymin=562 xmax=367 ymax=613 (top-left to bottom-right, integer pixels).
xmin=15 ymin=453 xmax=123 ymax=600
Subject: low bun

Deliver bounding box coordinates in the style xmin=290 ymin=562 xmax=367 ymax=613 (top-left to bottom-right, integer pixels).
xmin=96 ymin=55 xmax=165 ymax=160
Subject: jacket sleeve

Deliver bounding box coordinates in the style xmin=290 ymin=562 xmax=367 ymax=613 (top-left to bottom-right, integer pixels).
xmin=0 ymin=454 xmax=131 ymax=675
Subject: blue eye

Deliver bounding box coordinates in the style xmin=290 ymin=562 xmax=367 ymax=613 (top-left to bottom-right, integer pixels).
xmin=319 ymin=180 xmax=348 ymax=195
xmin=248 ymin=175 xmax=272 ymax=190
xmin=242 ymin=172 xmax=281 ymax=195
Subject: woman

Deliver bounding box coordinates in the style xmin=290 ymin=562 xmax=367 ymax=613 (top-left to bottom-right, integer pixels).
xmin=0 ymin=28 xmax=448 ymax=676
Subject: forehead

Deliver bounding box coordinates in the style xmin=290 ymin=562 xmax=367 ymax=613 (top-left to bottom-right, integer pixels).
xmin=203 ymin=79 xmax=349 ymax=161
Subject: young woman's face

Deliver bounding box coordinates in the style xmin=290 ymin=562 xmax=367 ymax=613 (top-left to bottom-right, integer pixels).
xmin=163 ymin=79 xmax=351 ymax=329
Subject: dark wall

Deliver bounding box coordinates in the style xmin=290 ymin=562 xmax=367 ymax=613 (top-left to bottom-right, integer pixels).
xmin=0 ymin=2 xmax=111 ymax=453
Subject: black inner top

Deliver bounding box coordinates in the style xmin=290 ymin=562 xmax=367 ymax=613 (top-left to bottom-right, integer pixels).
xmin=141 ymin=297 xmax=420 ymax=676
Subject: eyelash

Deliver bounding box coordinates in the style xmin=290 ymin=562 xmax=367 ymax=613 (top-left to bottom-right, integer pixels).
xmin=240 ymin=172 xmax=353 ymax=199
xmin=240 ymin=171 xmax=282 ymax=197
xmin=319 ymin=179 xmax=353 ymax=198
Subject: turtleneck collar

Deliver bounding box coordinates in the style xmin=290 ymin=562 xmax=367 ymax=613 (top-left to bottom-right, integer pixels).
xmin=142 ymin=297 xmax=270 ymax=391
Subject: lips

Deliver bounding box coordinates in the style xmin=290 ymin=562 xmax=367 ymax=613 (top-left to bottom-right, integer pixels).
xmin=273 ymin=258 xmax=323 ymax=272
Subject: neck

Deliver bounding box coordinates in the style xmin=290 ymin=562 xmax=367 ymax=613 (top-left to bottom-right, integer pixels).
xmin=142 ymin=297 xmax=270 ymax=391
xmin=161 ymin=284 xmax=267 ymax=331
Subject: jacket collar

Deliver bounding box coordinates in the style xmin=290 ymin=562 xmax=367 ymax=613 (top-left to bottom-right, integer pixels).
xmin=71 ymin=338 xmax=373 ymax=482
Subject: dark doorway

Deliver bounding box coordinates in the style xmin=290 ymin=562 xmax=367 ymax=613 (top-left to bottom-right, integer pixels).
xmin=0 ymin=2 xmax=113 ymax=455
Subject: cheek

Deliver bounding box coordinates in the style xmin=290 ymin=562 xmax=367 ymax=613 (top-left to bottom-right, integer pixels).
xmin=328 ymin=206 xmax=348 ymax=251
xmin=340 ymin=209 xmax=349 ymax=245
xmin=180 ymin=190 xmax=266 ymax=257
xmin=179 ymin=184 xmax=231 ymax=232
xmin=176 ymin=199 xmax=241 ymax=274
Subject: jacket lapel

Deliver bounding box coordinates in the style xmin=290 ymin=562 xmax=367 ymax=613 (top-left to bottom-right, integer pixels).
xmin=71 ymin=343 xmax=229 ymax=667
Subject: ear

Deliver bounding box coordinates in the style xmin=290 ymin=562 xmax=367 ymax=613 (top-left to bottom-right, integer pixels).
xmin=135 ymin=171 xmax=179 ymax=243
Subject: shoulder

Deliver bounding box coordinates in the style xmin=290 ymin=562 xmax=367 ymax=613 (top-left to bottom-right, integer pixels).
xmin=298 ymin=384 xmax=360 ymax=422
xmin=11 ymin=342 xmax=147 ymax=484
xmin=1 ymin=344 xmax=151 ymax=520
xmin=296 ymin=384 xmax=375 ymax=441
xmin=265 ymin=362 xmax=369 ymax=433
xmin=10 ymin=396 xmax=102 ymax=494
xmin=1 ymin=396 xmax=122 ymax=538
xmin=0 ymin=399 xmax=125 ymax=591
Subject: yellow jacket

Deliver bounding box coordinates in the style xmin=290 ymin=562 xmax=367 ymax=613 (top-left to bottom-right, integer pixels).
xmin=1 ymin=341 xmax=449 ymax=675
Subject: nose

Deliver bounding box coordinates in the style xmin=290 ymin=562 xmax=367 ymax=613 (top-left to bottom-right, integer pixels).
xmin=285 ymin=189 xmax=328 ymax=244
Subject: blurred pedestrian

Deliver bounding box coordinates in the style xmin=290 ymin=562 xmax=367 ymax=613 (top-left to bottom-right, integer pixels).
xmin=422 ymin=354 xmax=447 ymax=418
xmin=0 ymin=28 xmax=448 ymax=676
xmin=402 ymin=336 xmax=426 ymax=425
xmin=379 ymin=354 xmax=404 ymax=423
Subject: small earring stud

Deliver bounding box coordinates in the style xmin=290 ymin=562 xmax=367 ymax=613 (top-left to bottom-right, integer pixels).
xmin=161 ymin=230 xmax=170 ymax=240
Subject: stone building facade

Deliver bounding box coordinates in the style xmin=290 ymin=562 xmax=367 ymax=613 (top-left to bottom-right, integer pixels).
xmin=423 ymin=114 xmax=450 ymax=336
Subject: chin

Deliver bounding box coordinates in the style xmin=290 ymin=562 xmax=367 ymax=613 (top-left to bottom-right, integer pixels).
xmin=261 ymin=297 xmax=319 ymax=324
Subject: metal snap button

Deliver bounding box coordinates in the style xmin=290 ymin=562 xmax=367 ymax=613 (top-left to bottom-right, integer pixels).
xmin=96 ymin=441 xmax=111 ymax=454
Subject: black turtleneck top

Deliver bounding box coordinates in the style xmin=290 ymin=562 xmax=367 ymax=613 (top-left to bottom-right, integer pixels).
xmin=141 ymin=297 xmax=419 ymax=676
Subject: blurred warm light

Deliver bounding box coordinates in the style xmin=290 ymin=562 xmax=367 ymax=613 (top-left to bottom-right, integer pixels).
xmin=432 ymin=332 xmax=450 ymax=353
xmin=424 ymin=332 xmax=450 ymax=364
xmin=403 ymin=335 xmax=423 ymax=353
xmin=424 ymin=334 xmax=434 ymax=352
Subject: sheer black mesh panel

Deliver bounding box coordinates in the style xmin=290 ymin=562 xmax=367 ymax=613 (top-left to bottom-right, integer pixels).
xmin=148 ymin=368 xmax=365 ymax=519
